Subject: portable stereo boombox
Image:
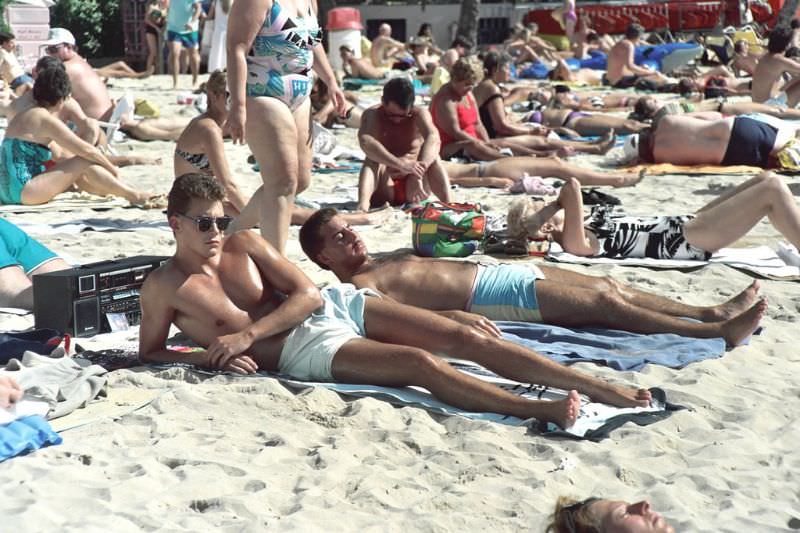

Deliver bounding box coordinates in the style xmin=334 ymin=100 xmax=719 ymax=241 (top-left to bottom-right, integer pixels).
xmin=33 ymin=255 xmax=168 ymax=338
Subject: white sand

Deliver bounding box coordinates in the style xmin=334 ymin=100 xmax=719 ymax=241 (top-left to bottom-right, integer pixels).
xmin=0 ymin=74 xmax=799 ymax=531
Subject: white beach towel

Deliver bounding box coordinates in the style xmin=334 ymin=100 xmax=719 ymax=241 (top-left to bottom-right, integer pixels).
xmin=547 ymin=242 xmax=800 ymax=280
xmin=0 ymin=194 xmax=129 ymax=213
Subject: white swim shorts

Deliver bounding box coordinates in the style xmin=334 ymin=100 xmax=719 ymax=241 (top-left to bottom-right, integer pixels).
xmin=278 ymin=283 xmax=378 ymax=381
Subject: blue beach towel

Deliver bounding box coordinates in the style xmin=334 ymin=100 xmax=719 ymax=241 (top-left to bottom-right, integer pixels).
xmin=498 ymin=321 xmax=725 ymax=371
xmin=0 ymin=415 xmax=62 ymax=462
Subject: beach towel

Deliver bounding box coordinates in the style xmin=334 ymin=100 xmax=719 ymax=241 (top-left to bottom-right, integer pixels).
xmin=275 ymin=366 xmax=682 ymax=441
xmin=0 ymin=415 xmax=62 ymax=462
xmin=14 ymin=218 xmax=171 ymax=236
xmin=0 ymin=193 xmax=129 ymax=213
xmin=76 ymin=338 xmax=679 ymax=441
xmin=622 ymin=163 xmax=760 ymax=175
xmin=497 ymin=321 xmax=725 ymax=371
xmin=547 ymin=242 xmax=800 ymax=280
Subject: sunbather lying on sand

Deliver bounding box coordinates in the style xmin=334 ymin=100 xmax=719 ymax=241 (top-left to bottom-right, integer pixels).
xmin=632 ymin=95 xmax=800 ymax=122
xmin=0 ymin=68 xmax=163 ymax=208
xmin=547 ymin=496 xmax=675 ymax=532
xmin=139 ymin=173 xmax=654 ymax=429
xmin=632 ymin=112 xmax=798 ymax=167
xmin=510 ymin=170 xmax=798 ymax=271
xmin=299 ymin=208 xmax=764 ymax=348
xmin=46 ymin=28 xmax=188 ymax=142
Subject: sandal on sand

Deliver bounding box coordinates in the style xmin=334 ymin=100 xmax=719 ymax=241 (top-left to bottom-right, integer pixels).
xmin=132 ymin=194 xmax=168 ymax=210
xmin=508 ymin=175 xmax=557 ymax=196
xmin=581 ymin=188 xmax=621 ymax=206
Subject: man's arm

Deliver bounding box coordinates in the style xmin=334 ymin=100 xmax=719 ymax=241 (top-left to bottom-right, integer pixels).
xmin=63 ymin=97 xmax=100 ymax=146
xmin=624 ymin=41 xmax=653 ymax=76
xmin=205 ymin=232 xmax=323 ymax=366
xmin=414 ymin=107 xmax=441 ymax=167
xmin=776 ymin=55 xmax=800 ymax=76
xmin=358 ymin=108 xmax=415 ymax=170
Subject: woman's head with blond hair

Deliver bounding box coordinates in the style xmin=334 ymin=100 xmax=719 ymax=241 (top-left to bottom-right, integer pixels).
xmin=450 ymin=56 xmax=484 ymax=84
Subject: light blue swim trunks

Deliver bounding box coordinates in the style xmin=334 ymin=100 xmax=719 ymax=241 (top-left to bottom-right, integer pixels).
xmin=467 ymin=263 xmax=545 ymax=322
xmin=0 ymin=218 xmax=58 ymax=273
xmin=279 ymin=283 xmax=378 ymax=381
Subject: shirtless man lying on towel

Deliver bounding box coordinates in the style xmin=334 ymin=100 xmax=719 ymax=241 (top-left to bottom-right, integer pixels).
xmin=298 ymin=208 xmax=764 ymax=348
xmin=633 ymin=112 xmax=798 ymax=167
xmin=139 ymin=173 xmax=654 ymax=429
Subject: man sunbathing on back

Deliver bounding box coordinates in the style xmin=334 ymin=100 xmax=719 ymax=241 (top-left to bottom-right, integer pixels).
xmin=139 ymin=173 xmax=656 ymax=429
xmin=299 ymin=208 xmax=764 ymax=348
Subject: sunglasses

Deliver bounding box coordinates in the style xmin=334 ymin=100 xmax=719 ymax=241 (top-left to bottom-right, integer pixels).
xmin=45 ymin=44 xmax=64 ymax=54
xmin=382 ymin=107 xmax=412 ymax=119
xmin=177 ymin=213 xmax=233 ymax=232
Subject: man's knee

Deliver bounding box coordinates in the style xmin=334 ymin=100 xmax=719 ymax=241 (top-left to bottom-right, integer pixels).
xmin=597 ymin=275 xmax=621 ymax=294
xmin=594 ymin=289 xmax=626 ymax=314
xmin=401 ymin=347 xmax=447 ymax=376
xmin=761 ymin=172 xmax=790 ymax=196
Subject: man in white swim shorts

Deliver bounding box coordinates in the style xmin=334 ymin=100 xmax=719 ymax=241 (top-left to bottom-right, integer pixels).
xmin=139 ymin=173 xmax=656 ymax=429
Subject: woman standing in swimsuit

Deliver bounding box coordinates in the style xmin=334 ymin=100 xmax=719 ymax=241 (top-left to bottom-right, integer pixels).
xmin=144 ymin=0 xmax=168 ymax=74
xmin=510 ymin=172 xmax=800 ymax=262
xmin=228 ymin=0 xmax=345 ymax=254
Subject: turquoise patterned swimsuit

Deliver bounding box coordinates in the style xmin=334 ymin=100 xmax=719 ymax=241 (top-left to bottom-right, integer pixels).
xmin=246 ymin=0 xmax=323 ymax=110
xmin=0 ymin=138 xmax=52 ymax=204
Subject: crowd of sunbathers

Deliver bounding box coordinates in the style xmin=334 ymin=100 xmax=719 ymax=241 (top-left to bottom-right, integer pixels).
xmin=5 ymin=2 xmax=800 ymax=529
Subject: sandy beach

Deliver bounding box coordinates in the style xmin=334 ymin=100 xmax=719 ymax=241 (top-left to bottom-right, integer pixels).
xmin=0 ymin=73 xmax=799 ymax=531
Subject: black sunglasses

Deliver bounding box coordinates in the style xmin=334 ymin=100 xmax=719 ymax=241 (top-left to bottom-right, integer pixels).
xmin=177 ymin=213 xmax=233 ymax=232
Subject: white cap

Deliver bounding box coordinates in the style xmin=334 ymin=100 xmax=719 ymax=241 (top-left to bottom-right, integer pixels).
xmin=44 ymin=28 xmax=76 ymax=47
xmin=623 ymin=134 xmax=640 ymax=161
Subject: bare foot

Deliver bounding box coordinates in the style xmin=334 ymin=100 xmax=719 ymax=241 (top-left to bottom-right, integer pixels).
xmin=589 ymin=383 xmax=652 ymax=408
xmin=706 ymin=280 xmax=760 ymax=321
xmin=537 ymin=390 xmax=581 ymax=429
xmin=617 ymin=168 xmax=646 ymax=188
xmin=131 ymin=193 xmax=168 ymax=210
xmin=722 ymin=298 xmax=767 ymax=348
xmin=596 ymin=128 xmax=616 ymax=155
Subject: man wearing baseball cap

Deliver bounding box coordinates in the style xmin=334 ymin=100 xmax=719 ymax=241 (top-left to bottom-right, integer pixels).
xmin=45 ymin=28 xmax=188 ymax=141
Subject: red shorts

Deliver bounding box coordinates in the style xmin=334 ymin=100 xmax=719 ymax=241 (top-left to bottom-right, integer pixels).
xmin=391 ymin=175 xmax=408 ymax=206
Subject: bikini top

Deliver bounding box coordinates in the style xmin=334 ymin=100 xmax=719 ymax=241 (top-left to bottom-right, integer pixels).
xmin=175 ymin=147 xmax=212 ymax=172
xmin=528 ymin=110 xmax=543 ymax=124
xmin=247 ymin=0 xmax=323 ymax=75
